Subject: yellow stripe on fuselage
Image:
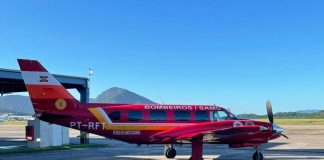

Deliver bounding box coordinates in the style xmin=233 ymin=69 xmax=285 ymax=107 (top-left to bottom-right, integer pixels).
xmin=88 ymin=107 xmax=107 ymax=124
xmin=88 ymin=107 xmax=178 ymax=131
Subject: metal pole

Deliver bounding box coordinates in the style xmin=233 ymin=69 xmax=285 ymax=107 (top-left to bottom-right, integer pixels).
xmin=79 ymin=86 xmax=90 ymax=144
xmin=79 ymin=68 xmax=92 ymax=144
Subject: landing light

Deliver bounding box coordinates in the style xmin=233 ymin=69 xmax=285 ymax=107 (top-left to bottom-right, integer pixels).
xmin=259 ymin=126 xmax=269 ymax=131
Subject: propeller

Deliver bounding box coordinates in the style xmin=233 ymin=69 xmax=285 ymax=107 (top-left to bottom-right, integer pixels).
xmin=281 ymin=133 xmax=289 ymax=139
xmin=266 ymin=100 xmax=274 ymax=124
xmin=266 ymin=100 xmax=288 ymax=139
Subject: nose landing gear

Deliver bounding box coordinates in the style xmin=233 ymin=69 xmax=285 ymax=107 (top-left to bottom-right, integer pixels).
xmin=252 ymin=147 xmax=263 ymax=160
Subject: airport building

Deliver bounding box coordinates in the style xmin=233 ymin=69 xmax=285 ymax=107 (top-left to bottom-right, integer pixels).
xmin=0 ymin=68 xmax=90 ymax=147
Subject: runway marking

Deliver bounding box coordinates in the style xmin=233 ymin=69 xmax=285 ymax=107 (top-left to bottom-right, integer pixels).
xmin=0 ymin=145 xmax=25 ymax=149
xmin=266 ymin=155 xmax=324 ymax=158
xmin=115 ymin=155 xmax=219 ymax=160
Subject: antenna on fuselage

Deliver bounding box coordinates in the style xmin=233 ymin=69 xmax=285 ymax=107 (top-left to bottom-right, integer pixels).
xmin=159 ymin=97 xmax=165 ymax=105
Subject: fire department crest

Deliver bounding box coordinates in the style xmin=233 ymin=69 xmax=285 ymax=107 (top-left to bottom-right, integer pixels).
xmin=233 ymin=121 xmax=243 ymax=127
xmin=55 ymin=99 xmax=67 ymax=110
xmin=245 ymin=121 xmax=255 ymax=126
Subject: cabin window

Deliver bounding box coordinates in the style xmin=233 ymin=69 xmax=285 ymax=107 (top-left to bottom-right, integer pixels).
xmin=108 ymin=111 xmax=121 ymax=121
xmin=195 ymin=111 xmax=208 ymax=121
xmin=150 ymin=110 xmax=166 ymax=121
xmin=213 ymin=111 xmax=229 ymax=121
xmin=128 ymin=110 xmax=142 ymax=121
xmin=174 ymin=111 xmax=190 ymax=121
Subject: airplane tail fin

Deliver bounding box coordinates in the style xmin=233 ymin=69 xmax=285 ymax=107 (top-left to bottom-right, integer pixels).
xmin=17 ymin=59 xmax=79 ymax=114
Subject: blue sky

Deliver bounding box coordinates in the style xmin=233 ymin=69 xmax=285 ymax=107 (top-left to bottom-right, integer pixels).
xmin=1 ymin=1 xmax=324 ymax=114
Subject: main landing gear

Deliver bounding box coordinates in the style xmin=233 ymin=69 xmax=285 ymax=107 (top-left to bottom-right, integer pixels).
xmin=164 ymin=138 xmax=204 ymax=160
xmin=189 ymin=135 xmax=204 ymax=160
xmin=252 ymin=147 xmax=263 ymax=160
xmin=164 ymin=144 xmax=176 ymax=159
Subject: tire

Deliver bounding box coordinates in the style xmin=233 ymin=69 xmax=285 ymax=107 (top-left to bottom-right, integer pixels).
xmin=165 ymin=147 xmax=176 ymax=158
xmin=252 ymin=151 xmax=263 ymax=160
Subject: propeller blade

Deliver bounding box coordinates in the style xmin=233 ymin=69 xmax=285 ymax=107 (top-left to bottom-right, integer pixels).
xmin=281 ymin=133 xmax=289 ymax=139
xmin=266 ymin=100 xmax=274 ymax=124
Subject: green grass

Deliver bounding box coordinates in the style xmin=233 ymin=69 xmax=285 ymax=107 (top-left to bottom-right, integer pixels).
xmin=255 ymin=119 xmax=324 ymax=125
xmin=0 ymin=121 xmax=27 ymax=125
xmin=0 ymin=143 xmax=107 ymax=154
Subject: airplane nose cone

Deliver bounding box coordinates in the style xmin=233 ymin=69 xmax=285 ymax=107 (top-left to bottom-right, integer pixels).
xmin=273 ymin=124 xmax=284 ymax=133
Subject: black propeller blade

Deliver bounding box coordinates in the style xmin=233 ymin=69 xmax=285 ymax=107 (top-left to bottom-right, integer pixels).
xmin=266 ymin=100 xmax=274 ymax=124
xmin=266 ymin=101 xmax=289 ymax=139
xmin=281 ymin=133 xmax=289 ymax=139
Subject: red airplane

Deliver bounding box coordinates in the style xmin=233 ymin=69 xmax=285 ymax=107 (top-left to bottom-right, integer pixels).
xmin=17 ymin=59 xmax=287 ymax=160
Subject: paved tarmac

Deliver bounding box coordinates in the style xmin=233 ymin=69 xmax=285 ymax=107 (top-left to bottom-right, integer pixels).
xmin=0 ymin=124 xmax=323 ymax=160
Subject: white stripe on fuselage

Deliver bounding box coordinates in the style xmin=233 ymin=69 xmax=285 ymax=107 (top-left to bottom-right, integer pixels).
xmin=21 ymin=71 xmax=60 ymax=85
xmin=96 ymin=107 xmax=193 ymax=126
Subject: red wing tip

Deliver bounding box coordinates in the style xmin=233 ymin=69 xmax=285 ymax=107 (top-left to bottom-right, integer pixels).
xmin=17 ymin=59 xmax=48 ymax=72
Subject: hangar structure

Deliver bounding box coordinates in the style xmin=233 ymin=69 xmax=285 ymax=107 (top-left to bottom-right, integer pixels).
xmin=0 ymin=68 xmax=90 ymax=145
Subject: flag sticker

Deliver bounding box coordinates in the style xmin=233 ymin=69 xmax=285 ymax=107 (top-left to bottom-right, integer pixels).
xmin=39 ymin=76 xmax=48 ymax=82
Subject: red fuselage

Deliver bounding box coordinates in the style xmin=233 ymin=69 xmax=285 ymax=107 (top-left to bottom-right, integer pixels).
xmin=18 ymin=59 xmax=283 ymax=160
xmin=39 ymin=103 xmax=275 ymax=146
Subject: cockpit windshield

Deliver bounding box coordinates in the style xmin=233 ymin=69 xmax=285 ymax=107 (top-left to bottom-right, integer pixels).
xmin=228 ymin=112 xmax=239 ymax=120
xmin=211 ymin=111 xmax=239 ymax=121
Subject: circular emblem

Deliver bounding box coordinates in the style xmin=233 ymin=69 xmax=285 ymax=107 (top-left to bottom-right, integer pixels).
xmin=55 ymin=99 xmax=67 ymax=110
xmin=233 ymin=121 xmax=243 ymax=127
xmin=245 ymin=121 xmax=255 ymax=126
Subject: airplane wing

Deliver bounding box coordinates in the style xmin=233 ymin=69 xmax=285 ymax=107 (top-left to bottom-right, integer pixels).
xmin=151 ymin=121 xmax=269 ymax=144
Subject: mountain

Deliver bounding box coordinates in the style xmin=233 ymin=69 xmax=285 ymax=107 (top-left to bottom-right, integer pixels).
xmin=1 ymin=87 xmax=322 ymax=118
xmin=238 ymin=110 xmax=324 ymax=119
xmin=236 ymin=114 xmax=261 ymax=119
xmin=296 ymin=110 xmax=320 ymax=114
xmin=0 ymin=87 xmax=156 ymax=114
xmin=94 ymin=87 xmax=156 ymax=104
xmin=0 ymin=95 xmax=34 ymax=114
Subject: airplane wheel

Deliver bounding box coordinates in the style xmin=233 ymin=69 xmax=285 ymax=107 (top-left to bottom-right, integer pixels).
xmin=165 ymin=147 xmax=176 ymax=159
xmin=252 ymin=151 xmax=263 ymax=160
